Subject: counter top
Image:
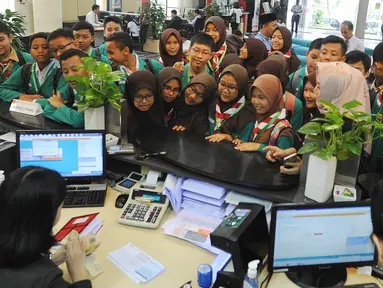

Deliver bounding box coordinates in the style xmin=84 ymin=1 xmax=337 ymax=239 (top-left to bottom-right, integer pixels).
xmin=0 ymin=100 xmax=73 ymax=131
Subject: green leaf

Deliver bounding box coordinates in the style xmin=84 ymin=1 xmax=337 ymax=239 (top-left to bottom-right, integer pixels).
xmin=342 ymin=100 xmax=361 ymax=110
xmin=313 ymin=148 xmax=333 ymax=160
xmin=322 ymin=123 xmax=342 ymax=131
xmin=343 ymin=142 xmax=362 ymax=155
xmin=95 ymin=62 xmax=112 ymax=74
xmin=76 ymin=65 xmax=85 ymax=71
xmin=84 ymin=58 xmax=97 ymax=72
xmin=336 ymin=148 xmax=349 ymax=161
xmin=319 ymin=100 xmax=339 ymax=113
xmin=298 ymin=122 xmax=322 ymax=135
xmin=298 ymin=142 xmax=320 ymax=154
xmin=310 ymin=118 xmax=331 ymax=123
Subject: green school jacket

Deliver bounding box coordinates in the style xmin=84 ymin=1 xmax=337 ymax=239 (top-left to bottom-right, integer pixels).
xmin=244 ymin=120 xmax=295 ymax=154
xmin=0 ymin=63 xmax=67 ymax=102
xmin=37 ymin=87 xmax=84 ymax=128
xmin=369 ymin=93 xmax=383 ymax=172
xmin=288 ymin=95 xmax=303 ymax=132
xmin=288 ymin=66 xmax=306 ymax=100
xmin=98 ymin=43 xmax=107 ymax=58
xmin=181 ymin=63 xmax=211 ymax=90
xmin=0 ymin=51 xmax=35 ymax=85
xmin=89 ymin=47 xmax=111 ymax=64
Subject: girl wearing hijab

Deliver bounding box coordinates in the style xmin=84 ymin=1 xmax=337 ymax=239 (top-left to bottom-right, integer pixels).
xmin=234 ymin=74 xmax=297 ymax=153
xmin=125 ymin=70 xmax=166 ymax=144
xmin=204 ymin=16 xmax=236 ymax=76
xmin=239 ymin=38 xmax=268 ymax=79
xmin=301 ymin=71 xmax=321 ymax=126
xmin=205 ymin=64 xmax=255 ymax=143
xmin=172 ymin=74 xmax=217 ymax=137
xmin=255 ymin=59 xmax=303 ymax=131
xmin=270 ymin=27 xmax=300 ymax=74
xmin=158 ymin=29 xmax=187 ymax=67
xmin=157 ymin=67 xmax=182 ymax=122
xmin=219 ymin=54 xmax=243 ymax=75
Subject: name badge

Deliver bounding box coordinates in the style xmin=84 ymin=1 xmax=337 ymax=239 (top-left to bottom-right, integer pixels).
xmin=9 ymin=99 xmax=43 ymax=116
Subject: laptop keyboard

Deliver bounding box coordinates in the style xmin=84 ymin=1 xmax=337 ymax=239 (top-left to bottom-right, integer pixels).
xmin=64 ymin=185 xmax=106 ymax=208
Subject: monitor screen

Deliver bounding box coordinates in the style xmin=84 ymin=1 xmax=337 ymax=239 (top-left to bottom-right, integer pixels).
xmin=17 ymin=131 xmax=104 ymax=178
xmin=271 ymin=204 xmax=374 ymax=269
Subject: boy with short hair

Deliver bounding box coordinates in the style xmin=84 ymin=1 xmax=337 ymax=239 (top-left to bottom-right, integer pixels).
xmin=97 ymin=16 xmax=123 ymax=58
xmin=0 ymin=21 xmax=34 ymax=84
xmin=72 ymin=21 xmax=110 ymax=63
xmin=319 ymin=35 xmax=347 ymax=62
xmin=181 ymin=33 xmax=214 ymax=89
xmin=0 ymin=33 xmax=66 ymax=102
xmin=38 ymin=49 xmax=88 ymax=128
xmin=106 ymin=32 xmax=163 ymax=90
xmin=48 ymin=28 xmax=75 ymax=61
xmin=288 ymin=37 xmax=323 ymax=99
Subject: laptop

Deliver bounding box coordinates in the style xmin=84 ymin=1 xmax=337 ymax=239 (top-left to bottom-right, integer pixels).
xmin=16 ymin=130 xmax=107 ymax=208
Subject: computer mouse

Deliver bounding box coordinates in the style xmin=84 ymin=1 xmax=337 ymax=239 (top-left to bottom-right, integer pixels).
xmin=115 ymin=194 xmax=129 ymax=208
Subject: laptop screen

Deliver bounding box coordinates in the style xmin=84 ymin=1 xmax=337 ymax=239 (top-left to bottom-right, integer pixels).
xmin=17 ymin=131 xmax=104 ymax=178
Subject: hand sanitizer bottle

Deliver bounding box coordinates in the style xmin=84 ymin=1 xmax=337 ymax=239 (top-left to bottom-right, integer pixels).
xmin=243 ymin=260 xmax=260 ymax=288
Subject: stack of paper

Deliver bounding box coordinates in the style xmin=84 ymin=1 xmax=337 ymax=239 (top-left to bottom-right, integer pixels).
xmin=225 ymin=191 xmax=273 ymax=213
xmin=108 ymin=243 xmax=165 ymax=284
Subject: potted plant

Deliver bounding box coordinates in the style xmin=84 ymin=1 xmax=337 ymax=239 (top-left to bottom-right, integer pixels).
xmin=204 ymin=2 xmax=223 ymax=19
xmin=143 ymin=0 xmax=166 ymax=53
xmin=67 ymin=57 xmax=125 ymax=130
xmin=298 ymin=100 xmax=383 ymax=202
xmin=0 ymin=9 xmax=26 ymax=51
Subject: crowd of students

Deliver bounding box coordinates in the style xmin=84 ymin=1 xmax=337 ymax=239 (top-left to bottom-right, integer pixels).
xmin=0 ymin=14 xmax=382 ymax=173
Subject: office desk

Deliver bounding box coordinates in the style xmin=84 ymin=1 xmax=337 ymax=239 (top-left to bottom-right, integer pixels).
xmin=56 ymin=187 xmax=382 ymax=288
xmin=0 ymin=100 xmax=72 ymax=131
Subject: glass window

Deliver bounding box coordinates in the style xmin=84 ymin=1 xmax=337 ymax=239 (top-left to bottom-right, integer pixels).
xmin=365 ymin=0 xmax=383 ymax=41
xmin=0 ymin=0 xmax=14 ymax=13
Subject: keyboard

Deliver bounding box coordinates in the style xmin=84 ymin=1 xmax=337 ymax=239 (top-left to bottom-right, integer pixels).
xmin=63 ymin=184 xmax=107 ymax=208
xmin=344 ymin=284 xmax=379 ymax=288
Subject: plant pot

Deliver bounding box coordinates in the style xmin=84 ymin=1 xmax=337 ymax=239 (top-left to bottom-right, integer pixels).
xmin=143 ymin=39 xmax=160 ymax=53
xmin=84 ymin=106 xmax=105 ymax=130
xmin=304 ymin=154 xmax=337 ymax=202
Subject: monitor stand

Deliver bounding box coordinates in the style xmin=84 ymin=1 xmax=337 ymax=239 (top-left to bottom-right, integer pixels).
xmin=286 ymin=266 xmax=347 ymax=288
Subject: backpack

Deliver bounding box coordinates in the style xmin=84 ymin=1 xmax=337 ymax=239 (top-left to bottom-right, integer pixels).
xmin=21 ymin=63 xmax=62 ymax=94
xmin=144 ymin=58 xmax=154 ymax=74
xmin=93 ymin=48 xmax=102 ymax=61
xmin=291 ymin=70 xmax=300 ymax=95
xmin=16 ymin=50 xmax=26 ymax=66
xmin=269 ymin=119 xmax=302 ymax=149
xmin=230 ymin=11 xmax=236 ymax=23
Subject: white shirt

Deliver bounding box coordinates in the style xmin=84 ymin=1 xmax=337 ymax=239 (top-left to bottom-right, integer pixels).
xmin=191 ymin=14 xmax=201 ymax=26
xmin=345 ymin=35 xmax=365 ymax=54
xmin=120 ymin=53 xmax=140 ymax=76
xmin=291 ymin=4 xmax=303 ymax=16
xmin=127 ymin=21 xmax=139 ymax=37
xmin=229 ymin=8 xmax=242 ymax=24
xmin=35 ymin=61 xmax=56 ymax=86
xmin=85 ymin=11 xmax=101 ymax=26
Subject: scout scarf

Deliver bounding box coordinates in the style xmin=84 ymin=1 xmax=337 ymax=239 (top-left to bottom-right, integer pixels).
xmin=251 ymin=109 xmax=286 ymax=142
xmin=208 ymin=42 xmax=227 ymax=75
xmin=214 ymin=95 xmax=246 ymax=132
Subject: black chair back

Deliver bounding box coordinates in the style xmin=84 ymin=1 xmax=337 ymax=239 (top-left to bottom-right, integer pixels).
xmin=78 ymin=15 xmax=86 ymax=21
xmin=194 ymin=17 xmax=204 ymax=32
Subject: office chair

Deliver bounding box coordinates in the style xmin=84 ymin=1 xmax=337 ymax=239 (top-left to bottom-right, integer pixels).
xmin=168 ymin=19 xmax=183 ymax=31
xmin=78 ymin=15 xmax=86 ymax=22
xmin=194 ymin=17 xmax=204 ymax=33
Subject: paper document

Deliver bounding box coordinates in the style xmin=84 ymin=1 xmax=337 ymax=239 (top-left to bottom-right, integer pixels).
xmin=164 ymin=174 xmax=183 ymax=213
xmin=182 ymin=198 xmax=226 ymax=219
xmin=225 ymin=191 xmax=273 ymax=213
xmin=0 ymin=132 xmax=16 ymax=143
xmin=211 ymin=250 xmax=232 ymax=283
xmin=108 ymin=243 xmax=165 ymax=284
xmin=181 ymin=179 xmax=226 ymax=199
xmin=183 ymin=190 xmax=226 ymax=207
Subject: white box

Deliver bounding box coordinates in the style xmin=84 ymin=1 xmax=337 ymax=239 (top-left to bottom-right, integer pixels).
xmin=333 ymin=185 xmax=357 ymax=202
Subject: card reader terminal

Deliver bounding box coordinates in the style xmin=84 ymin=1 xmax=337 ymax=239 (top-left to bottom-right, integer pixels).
xmin=115 ymin=172 xmax=145 ymax=194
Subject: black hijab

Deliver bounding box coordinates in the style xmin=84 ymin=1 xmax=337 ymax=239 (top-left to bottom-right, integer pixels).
xmin=125 ymin=70 xmax=165 ymax=144
xmin=157 ymin=67 xmax=182 ymax=115
xmin=159 ymin=28 xmax=183 ymax=67
xmin=243 ymin=38 xmax=268 ymax=78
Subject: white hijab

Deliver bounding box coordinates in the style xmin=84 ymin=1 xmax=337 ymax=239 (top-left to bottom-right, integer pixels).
xmin=317 ymin=62 xmax=370 ymax=114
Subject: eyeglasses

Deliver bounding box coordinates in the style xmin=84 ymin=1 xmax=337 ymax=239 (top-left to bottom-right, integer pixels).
xmin=51 ymin=42 xmax=73 ymax=53
xmin=190 ymin=47 xmax=212 ymax=57
xmin=134 ymin=94 xmax=154 ymax=103
xmin=163 ymin=85 xmax=180 ymax=94
xmin=219 ymin=81 xmax=238 ymax=94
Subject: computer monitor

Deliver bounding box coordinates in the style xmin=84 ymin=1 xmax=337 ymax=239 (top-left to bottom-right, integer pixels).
xmin=16 ymin=130 xmax=106 ymax=179
xmin=269 ymin=202 xmax=374 ymax=288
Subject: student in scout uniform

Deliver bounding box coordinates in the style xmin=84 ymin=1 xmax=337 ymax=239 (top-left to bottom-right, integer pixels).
xmin=181 ymin=33 xmax=214 ymax=89
xmin=287 ymin=37 xmax=323 ymax=100
xmin=255 ymin=13 xmax=278 ymax=50
xmin=107 ymin=32 xmax=163 ymax=81
xmin=369 ymin=43 xmax=383 ymax=172
xmin=239 ymin=38 xmax=268 ymax=80
xmin=125 ymin=70 xmax=166 ymax=145
xmin=270 ymin=26 xmax=300 ymax=75
xmin=218 ymin=54 xmax=243 ymax=75
xmin=205 ymin=64 xmax=255 ymax=143
xmin=72 ymin=21 xmax=110 ymax=63
xmin=301 ymin=71 xmax=320 ymax=126
xmin=0 ymin=33 xmax=66 ymax=103
xmin=158 ymin=28 xmax=187 ymax=67
xmin=234 ymin=74 xmax=297 ymax=153
xmin=204 ymin=16 xmax=236 ymax=76
xmin=48 ymin=28 xmax=75 ymax=62
xmin=255 ymin=58 xmax=303 ymax=131
xmin=0 ymin=21 xmax=34 ymax=85
xmin=171 ymin=74 xmax=217 ymax=137
xmin=37 ymin=49 xmax=87 ymax=128
xmin=157 ymin=67 xmax=182 ymax=123
xmin=97 ymin=16 xmax=123 ymax=58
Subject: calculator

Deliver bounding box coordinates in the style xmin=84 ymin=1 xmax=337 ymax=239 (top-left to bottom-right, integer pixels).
xmin=117 ymin=189 xmax=169 ymax=229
